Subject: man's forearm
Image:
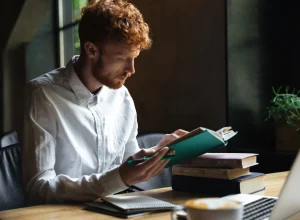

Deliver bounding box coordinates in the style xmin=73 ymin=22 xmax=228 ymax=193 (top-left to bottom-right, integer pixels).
xmin=25 ymin=166 xmax=128 ymax=205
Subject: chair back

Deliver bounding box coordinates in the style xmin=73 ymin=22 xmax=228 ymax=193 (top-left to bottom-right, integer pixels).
xmin=1 ymin=131 xmax=18 ymax=148
xmin=0 ymin=133 xmax=24 ymax=211
xmin=134 ymin=133 xmax=172 ymax=190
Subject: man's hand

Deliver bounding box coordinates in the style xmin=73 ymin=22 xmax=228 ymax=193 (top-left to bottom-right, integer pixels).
xmin=153 ymin=129 xmax=189 ymax=151
xmin=119 ymin=147 xmax=170 ymax=186
xmin=119 ymin=129 xmax=189 ymax=186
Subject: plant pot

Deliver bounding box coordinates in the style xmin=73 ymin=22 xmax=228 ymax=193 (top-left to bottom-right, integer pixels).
xmin=275 ymin=119 xmax=300 ymax=154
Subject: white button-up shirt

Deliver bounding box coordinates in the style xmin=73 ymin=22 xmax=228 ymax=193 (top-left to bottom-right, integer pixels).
xmin=22 ymin=56 xmax=140 ymax=204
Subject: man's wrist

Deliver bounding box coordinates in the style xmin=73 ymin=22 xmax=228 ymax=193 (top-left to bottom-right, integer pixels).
xmin=101 ymin=166 xmax=128 ymax=196
xmin=119 ymin=163 xmax=131 ymax=187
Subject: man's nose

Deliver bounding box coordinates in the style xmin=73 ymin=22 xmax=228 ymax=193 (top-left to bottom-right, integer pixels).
xmin=125 ymin=59 xmax=135 ymax=74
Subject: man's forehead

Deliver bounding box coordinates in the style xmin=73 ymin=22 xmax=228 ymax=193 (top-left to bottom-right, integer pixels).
xmin=103 ymin=41 xmax=140 ymax=56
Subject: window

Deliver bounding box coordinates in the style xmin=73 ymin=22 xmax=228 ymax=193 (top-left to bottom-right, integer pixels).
xmin=58 ymin=0 xmax=89 ymax=66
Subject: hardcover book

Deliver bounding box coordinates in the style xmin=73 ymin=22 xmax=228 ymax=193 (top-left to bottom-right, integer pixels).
xmin=172 ymin=172 xmax=265 ymax=196
xmin=180 ymin=153 xmax=258 ymax=169
xmin=172 ymin=166 xmax=251 ymax=180
xmin=162 ymin=127 xmax=238 ymax=167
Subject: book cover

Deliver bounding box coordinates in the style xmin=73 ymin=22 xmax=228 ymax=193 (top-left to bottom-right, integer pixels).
xmin=100 ymin=195 xmax=177 ymax=212
xmin=172 ymin=172 xmax=265 ymax=196
xmin=180 ymin=153 xmax=258 ymax=169
xmin=163 ymin=127 xmax=238 ymax=167
xmin=84 ymin=202 xmax=150 ymax=218
xmin=171 ymin=166 xmax=250 ymax=180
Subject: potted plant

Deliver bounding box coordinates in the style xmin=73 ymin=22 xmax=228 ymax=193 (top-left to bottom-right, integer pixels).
xmin=266 ymin=86 xmax=300 ymax=153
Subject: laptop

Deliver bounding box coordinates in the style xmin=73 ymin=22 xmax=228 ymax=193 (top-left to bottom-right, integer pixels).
xmin=223 ymin=150 xmax=300 ymax=220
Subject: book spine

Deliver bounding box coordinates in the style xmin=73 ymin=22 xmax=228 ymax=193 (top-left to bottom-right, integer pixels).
xmin=172 ymin=167 xmax=229 ymax=179
xmin=171 ymin=175 xmax=241 ymax=196
xmin=182 ymin=159 xmax=242 ymax=168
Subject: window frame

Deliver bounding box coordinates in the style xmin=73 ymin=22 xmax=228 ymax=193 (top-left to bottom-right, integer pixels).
xmin=57 ymin=0 xmax=90 ymax=66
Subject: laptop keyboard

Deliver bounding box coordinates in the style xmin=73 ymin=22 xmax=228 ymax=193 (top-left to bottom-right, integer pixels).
xmin=243 ymin=198 xmax=277 ymax=220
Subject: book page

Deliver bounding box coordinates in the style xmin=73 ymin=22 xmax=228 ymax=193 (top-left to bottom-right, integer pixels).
xmin=200 ymin=127 xmax=224 ymax=143
xmin=222 ymin=130 xmax=238 ymax=141
xmin=202 ymin=127 xmax=238 ymax=142
xmin=159 ymin=126 xmax=237 ymax=149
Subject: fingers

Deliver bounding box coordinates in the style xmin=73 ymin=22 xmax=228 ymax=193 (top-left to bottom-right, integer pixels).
xmin=167 ymin=149 xmax=176 ymax=155
xmin=153 ymin=129 xmax=189 ymax=151
xmin=156 ymin=133 xmax=180 ymax=148
xmin=147 ymin=147 xmax=157 ymax=155
xmin=152 ymin=160 xmax=170 ymax=176
xmin=173 ymin=129 xmax=189 ymax=137
xmin=120 ymin=147 xmax=171 ymax=186
xmin=131 ymin=148 xmax=157 ymax=160
xmin=162 ymin=129 xmax=189 ymax=145
xmin=149 ymin=159 xmax=169 ymax=177
xmin=138 ymin=147 xmax=169 ymax=168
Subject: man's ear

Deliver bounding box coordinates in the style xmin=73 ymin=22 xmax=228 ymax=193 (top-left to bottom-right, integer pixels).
xmin=84 ymin=42 xmax=98 ymax=59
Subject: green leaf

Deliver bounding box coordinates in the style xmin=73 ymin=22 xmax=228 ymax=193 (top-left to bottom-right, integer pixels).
xmin=266 ymin=85 xmax=300 ymax=130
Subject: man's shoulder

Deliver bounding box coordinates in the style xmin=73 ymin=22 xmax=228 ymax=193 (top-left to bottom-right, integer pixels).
xmin=26 ymin=67 xmax=66 ymax=91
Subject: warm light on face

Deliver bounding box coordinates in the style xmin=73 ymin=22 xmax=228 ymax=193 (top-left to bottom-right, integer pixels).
xmin=92 ymin=42 xmax=140 ymax=89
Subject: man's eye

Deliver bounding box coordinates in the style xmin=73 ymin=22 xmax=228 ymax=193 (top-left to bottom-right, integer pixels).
xmin=117 ymin=57 xmax=126 ymax=61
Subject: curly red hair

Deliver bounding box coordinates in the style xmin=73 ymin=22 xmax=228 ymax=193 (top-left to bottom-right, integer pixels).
xmin=79 ymin=0 xmax=152 ymax=51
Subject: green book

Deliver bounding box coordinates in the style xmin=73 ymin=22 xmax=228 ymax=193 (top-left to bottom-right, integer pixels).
xmin=163 ymin=127 xmax=238 ymax=167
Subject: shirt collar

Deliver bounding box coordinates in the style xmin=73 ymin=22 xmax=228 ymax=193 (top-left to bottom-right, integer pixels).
xmin=65 ymin=56 xmax=96 ymax=105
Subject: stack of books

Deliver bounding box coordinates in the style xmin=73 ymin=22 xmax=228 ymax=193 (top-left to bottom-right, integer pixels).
xmin=171 ymin=153 xmax=265 ymax=196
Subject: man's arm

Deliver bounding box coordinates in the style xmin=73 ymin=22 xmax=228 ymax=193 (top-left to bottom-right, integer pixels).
xmin=22 ymin=83 xmax=128 ymax=205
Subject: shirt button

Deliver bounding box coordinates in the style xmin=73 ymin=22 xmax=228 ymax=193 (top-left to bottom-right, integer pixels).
xmin=93 ymin=96 xmax=98 ymax=103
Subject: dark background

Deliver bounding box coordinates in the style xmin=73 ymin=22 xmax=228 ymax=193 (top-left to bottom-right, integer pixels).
xmin=1 ymin=0 xmax=300 ymax=173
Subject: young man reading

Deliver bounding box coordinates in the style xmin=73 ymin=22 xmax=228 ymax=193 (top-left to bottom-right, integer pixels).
xmin=22 ymin=0 xmax=187 ymax=204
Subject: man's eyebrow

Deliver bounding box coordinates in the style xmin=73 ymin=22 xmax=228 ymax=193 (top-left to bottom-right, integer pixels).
xmin=112 ymin=51 xmax=140 ymax=58
xmin=113 ymin=51 xmax=126 ymax=56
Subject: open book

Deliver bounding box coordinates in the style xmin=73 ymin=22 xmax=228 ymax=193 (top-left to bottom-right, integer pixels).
xmin=162 ymin=127 xmax=238 ymax=167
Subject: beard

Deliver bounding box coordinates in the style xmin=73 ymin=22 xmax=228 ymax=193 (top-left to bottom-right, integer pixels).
xmin=92 ymin=57 xmax=131 ymax=90
xmin=98 ymin=71 xmax=131 ymax=89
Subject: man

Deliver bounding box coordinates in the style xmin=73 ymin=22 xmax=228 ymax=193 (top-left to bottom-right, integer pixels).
xmin=22 ymin=0 xmax=187 ymax=204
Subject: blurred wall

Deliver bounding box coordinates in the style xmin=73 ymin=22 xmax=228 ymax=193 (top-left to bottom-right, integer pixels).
xmin=25 ymin=2 xmax=57 ymax=82
xmin=0 ymin=0 xmax=25 ymax=132
xmin=227 ymin=0 xmax=300 ymax=152
xmin=127 ymin=0 xmax=227 ymax=133
xmin=0 ymin=0 xmax=52 ymax=134
xmin=0 ymin=0 xmax=25 ymax=53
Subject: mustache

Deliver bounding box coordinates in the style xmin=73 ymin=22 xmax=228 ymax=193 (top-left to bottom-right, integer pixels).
xmin=123 ymin=72 xmax=131 ymax=78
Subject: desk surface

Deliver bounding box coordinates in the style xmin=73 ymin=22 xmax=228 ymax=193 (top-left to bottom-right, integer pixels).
xmin=0 ymin=171 xmax=299 ymax=220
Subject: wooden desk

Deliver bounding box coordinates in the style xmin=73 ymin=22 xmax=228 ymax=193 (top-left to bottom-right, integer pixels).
xmin=0 ymin=171 xmax=298 ymax=220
